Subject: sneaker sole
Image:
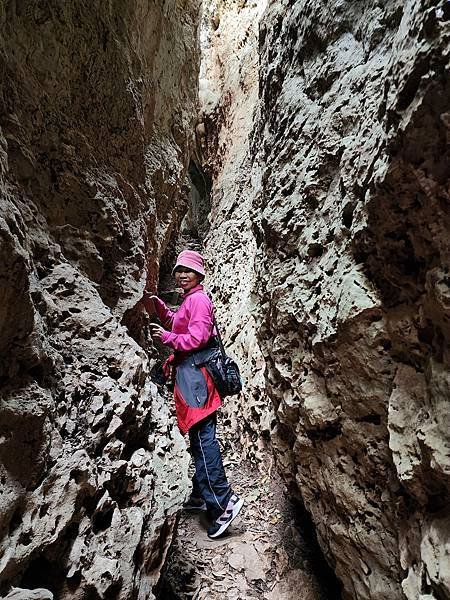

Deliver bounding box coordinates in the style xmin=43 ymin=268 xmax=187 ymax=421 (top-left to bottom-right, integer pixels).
xmin=183 ymin=505 xmax=207 ymax=512
xmin=208 ymin=498 xmax=244 ymax=539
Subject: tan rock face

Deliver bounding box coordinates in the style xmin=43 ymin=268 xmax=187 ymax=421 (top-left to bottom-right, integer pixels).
xmin=0 ymin=2 xmax=200 ymax=598
xmin=199 ymin=0 xmax=272 ymax=462
xmin=202 ymin=1 xmax=450 ymax=599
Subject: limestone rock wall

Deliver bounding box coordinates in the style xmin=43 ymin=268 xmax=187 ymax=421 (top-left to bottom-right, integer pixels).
xmin=201 ymin=0 xmax=450 ymax=599
xmin=0 ymin=2 xmax=200 ymax=598
xmin=199 ymin=0 xmax=272 ymax=462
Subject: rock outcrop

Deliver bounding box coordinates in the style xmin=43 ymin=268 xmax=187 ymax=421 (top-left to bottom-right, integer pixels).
xmin=201 ymin=1 xmax=450 ymax=599
xmin=0 ymin=2 xmax=200 ymax=598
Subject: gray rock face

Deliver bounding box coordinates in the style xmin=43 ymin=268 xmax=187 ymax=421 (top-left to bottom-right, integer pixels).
xmin=201 ymin=1 xmax=450 ymax=599
xmin=0 ymin=2 xmax=200 ymax=598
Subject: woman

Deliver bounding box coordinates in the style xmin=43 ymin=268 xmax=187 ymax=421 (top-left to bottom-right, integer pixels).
xmin=142 ymin=249 xmax=244 ymax=539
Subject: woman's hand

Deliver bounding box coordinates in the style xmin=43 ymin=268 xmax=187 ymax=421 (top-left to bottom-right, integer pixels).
xmin=150 ymin=323 xmax=166 ymax=341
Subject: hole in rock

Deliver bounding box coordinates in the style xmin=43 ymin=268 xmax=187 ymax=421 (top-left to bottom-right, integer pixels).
xmin=82 ymin=490 xmax=105 ymax=517
xmin=69 ymin=469 xmax=84 ymax=483
xmin=305 ymin=194 xmax=319 ymax=210
xmin=21 ymin=556 xmax=65 ymax=596
xmin=92 ymin=505 xmax=114 ymax=534
xmin=417 ymin=323 xmax=434 ymax=345
xmin=397 ymin=57 xmax=431 ymax=111
xmin=380 ymin=338 xmax=392 ymax=350
xmin=156 ymin=556 xmax=198 ymax=600
xmin=308 ymin=243 xmax=324 ymax=258
xmin=306 ymin=422 xmax=342 ymax=442
xmin=66 ymin=570 xmax=82 ymax=590
xmin=426 ymin=488 xmax=449 ymax=513
xmin=107 ymin=366 xmax=123 ymax=380
xmin=18 ymin=529 xmax=32 ymax=546
xmin=28 ymin=364 xmax=45 ymax=385
xmin=356 ymin=414 xmax=382 ymax=426
xmin=342 ymin=202 xmax=355 ymax=228
xmin=121 ymin=438 xmax=151 ymax=461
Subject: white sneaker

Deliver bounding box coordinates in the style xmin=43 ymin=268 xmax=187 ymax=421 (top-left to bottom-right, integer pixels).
xmin=207 ymin=494 xmax=244 ymax=539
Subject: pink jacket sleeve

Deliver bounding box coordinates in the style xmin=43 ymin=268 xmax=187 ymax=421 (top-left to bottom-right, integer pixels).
xmin=153 ymin=297 xmax=175 ymax=329
xmin=161 ymin=294 xmax=213 ymax=352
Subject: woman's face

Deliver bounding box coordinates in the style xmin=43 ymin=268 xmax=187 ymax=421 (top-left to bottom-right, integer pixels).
xmin=175 ymin=267 xmax=201 ymax=292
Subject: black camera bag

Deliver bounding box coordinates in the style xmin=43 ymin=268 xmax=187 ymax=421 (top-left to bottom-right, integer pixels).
xmin=202 ymin=314 xmax=242 ymax=398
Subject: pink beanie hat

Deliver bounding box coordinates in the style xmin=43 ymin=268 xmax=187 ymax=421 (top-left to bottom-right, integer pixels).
xmin=172 ymin=250 xmax=205 ymax=276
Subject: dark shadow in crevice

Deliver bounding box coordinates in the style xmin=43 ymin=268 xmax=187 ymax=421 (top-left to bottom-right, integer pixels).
xmin=181 ymin=159 xmax=212 ymax=241
xmin=291 ymin=496 xmax=343 ymax=599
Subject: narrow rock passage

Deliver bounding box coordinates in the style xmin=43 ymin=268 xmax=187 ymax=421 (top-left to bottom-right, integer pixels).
xmin=158 ymin=417 xmax=341 ymax=600
xmin=154 ymin=241 xmax=340 ymax=599
xmin=1 ymin=1 xmax=448 ymax=598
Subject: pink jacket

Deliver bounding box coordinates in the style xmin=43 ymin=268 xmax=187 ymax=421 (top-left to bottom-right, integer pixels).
xmin=151 ymin=284 xmax=222 ymax=434
xmin=154 ymin=284 xmax=214 ymax=352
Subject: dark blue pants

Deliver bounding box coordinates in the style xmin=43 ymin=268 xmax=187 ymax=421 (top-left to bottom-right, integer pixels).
xmin=188 ymin=415 xmax=232 ymax=520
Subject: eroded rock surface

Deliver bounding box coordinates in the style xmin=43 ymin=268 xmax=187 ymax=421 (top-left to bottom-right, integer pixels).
xmin=199 ymin=0 xmax=272 ymax=462
xmin=0 ymin=2 xmax=200 ymax=598
xmin=201 ymin=1 xmax=450 ymax=599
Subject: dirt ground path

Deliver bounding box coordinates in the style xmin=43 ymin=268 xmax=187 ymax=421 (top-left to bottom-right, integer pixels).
xmin=158 ymin=424 xmax=341 ymax=600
